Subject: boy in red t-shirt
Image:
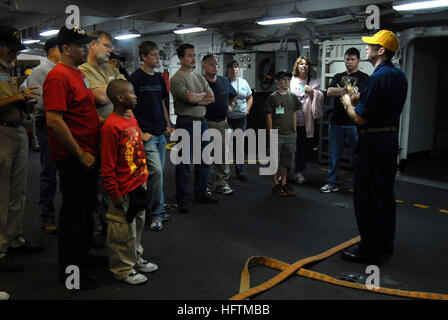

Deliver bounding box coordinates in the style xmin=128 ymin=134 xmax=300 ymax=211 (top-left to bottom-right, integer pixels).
xmin=101 ymin=79 xmax=158 ymax=285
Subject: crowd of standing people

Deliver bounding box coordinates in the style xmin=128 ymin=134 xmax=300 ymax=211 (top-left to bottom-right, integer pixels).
xmin=0 ymin=23 xmax=407 ymax=297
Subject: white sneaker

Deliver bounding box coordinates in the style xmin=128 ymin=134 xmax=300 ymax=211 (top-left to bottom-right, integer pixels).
xmin=0 ymin=291 xmax=10 ymax=300
xmin=216 ymin=185 xmax=234 ymax=195
xmin=295 ymin=172 xmax=306 ymax=184
xmin=122 ymin=271 xmax=147 ymax=285
xmin=150 ymin=220 xmax=163 ymax=231
xmin=135 ymin=257 xmax=158 ymax=273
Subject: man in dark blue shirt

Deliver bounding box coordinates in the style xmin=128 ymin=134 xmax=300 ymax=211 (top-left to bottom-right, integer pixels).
xmin=128 ymin=41 xmax=171 ymax=231
xmin=202 ymin=54 xmax=237 ymax=195
xmin=340 ymin=30 xmax=408 ymax=265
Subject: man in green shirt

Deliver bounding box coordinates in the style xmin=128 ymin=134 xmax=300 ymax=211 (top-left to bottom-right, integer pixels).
xmin=265 ymin=72 xmax=301 ymax=197
xmin=79 ymin=30 xmax=126 ymax=119
xmin=79 ymin=30 xmax=126 ymax=244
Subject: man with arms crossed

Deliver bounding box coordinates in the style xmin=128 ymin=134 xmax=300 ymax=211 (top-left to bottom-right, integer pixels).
xmin=79 ymin=30 xmax=126 ymax=242
xmin=170 ymin=43 xmax=217 ymax=213
xmin=202 ymin=54 xmax=237 ymax=196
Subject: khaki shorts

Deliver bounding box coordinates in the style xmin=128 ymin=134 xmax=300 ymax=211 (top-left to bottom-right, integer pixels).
xmin=277 ymin=133 xmax=297 ymax=169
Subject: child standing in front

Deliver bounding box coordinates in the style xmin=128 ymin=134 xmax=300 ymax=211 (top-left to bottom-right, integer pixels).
xmin=265 ymin=72 xmax=301 ymax=197
xmin=101 ymin=79 xmax=158 ymax=285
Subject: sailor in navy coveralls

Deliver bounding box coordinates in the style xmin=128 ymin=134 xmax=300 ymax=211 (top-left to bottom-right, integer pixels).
xmin=340 ymin=30 xmax=408 ymax=265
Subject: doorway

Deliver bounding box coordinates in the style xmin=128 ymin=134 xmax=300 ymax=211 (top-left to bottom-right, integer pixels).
xmin=399 ymin=37 xmax=448 ymax=185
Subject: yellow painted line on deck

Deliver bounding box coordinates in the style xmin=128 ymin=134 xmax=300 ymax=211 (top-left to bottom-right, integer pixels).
xmin=166 ymin=142 xmax=177 ymax=151
xmin=413 ymin=204 xmax=429 ymax=209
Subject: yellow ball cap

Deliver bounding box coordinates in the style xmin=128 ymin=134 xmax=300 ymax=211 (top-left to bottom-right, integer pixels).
xmin=362 ymin=30 xmax=399 ymax=52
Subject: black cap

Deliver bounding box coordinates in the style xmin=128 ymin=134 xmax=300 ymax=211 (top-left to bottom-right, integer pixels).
xmin=57 ymin=26 xmax=96 ymax=47
xmin=44 ymin=37 xmax=58 ymax=53
xmin=275 ymin=71 xmax=292 ymax=80
xmin=0 ymin=25 xmax=26 ymax=51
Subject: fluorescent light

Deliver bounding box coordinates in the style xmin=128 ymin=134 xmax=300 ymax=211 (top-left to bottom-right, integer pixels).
xmin=114 ymin=31 xmax=141 ymax=40
xmin=257 ymin=16 xmax=307 ymax=26
xmin=393 ymin=0 xmax=448 ymax=11
xmin=173 ymin=27 xmax=207 ymax=34
xmin=22 ymin=39 xmax=40 ymax=44
xmin=39 ymin=29 xmax=59 ymax=37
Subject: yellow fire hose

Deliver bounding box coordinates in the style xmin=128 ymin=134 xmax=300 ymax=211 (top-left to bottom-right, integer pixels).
xmin=230 ymin=236 xmax=448 ymax=300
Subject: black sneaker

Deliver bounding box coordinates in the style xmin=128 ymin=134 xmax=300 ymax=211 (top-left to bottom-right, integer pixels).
xmin=194 ymin=194 xmax=219 ymax=204
xmin=79 ymin=272 xmax=99 ymax=290
xmin=59 ymin=270 xmax=99 ymax=290
xmin=81 ymin=254 xmax=109 ymax=267
xmin=0 ymin=255 xmax=24 ymax=272
xmin=7 ymin=240 xmax=44 ymax=254
xmin=177 ymin=201 xmax=190 ymax=213
xmin=91 ymin=234 xmax=106 ymax=249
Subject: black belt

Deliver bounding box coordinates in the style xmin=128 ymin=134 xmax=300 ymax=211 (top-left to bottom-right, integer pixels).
xmin=207 ymin=117 xmax=226 ymax=122
xmin=358 ymin=127 xmax=396 ymax=135
xmin=177 ymin=115 xmax=205 ymax=121
xmin=0 ymin=120 xmax=23 ymax=128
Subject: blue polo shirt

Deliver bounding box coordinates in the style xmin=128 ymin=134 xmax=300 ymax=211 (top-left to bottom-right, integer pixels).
xmin=355 ymin=60 xmax=408 ymax=129
xmin=205 ymin=75 xmax=237 ymax=121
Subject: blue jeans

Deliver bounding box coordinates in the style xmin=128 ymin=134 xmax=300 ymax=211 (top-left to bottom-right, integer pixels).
xmin=36 ymin=124 xmax=57 ymax=222
xmin=174 ymin=119 xmax=210 ymax=203
xmin=327 ymin=124 xmax=357 ymax=185
xmin=143 ymin=134 xmax=166 ymax=222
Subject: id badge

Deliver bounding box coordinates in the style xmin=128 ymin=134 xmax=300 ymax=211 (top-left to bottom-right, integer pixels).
xmin=121 ymin=199 xmax=129 ymax=213
xmin=275 ymin=105 xmax=285 ymax=115
xmin=82 ymin=76 xmax=90 ymax=89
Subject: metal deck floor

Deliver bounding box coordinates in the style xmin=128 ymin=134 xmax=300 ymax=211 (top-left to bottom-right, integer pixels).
xmin=1 ymin=150 xmax=448 ymax=300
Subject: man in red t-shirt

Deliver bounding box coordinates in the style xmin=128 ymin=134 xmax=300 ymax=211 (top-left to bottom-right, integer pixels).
xmin=43 ymin=26 xmax=101 ymax=290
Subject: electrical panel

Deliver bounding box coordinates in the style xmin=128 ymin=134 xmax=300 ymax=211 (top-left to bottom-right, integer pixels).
xmin=233 ymin=51 xmax=275 ymax=93
xmin=275 ymin=50 xmax=298 ymax=74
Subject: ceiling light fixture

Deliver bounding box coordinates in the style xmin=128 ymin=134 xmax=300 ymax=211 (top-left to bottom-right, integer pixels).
xmin=114 ymin=30 xmax=141 ymax=40
xmin=22 ymin=39 xmax=40 ymax=44
xmin=173 ymin=26 xmax=207 ymax=34
xmin=256 ymin=16 xmax=307 ymax=26
xmin=114 ymin=20 xmax=141 ymax=40
xmin=39 ymin=28 xmax=59 ymax=37
xmin=393 ymin=0 xmax=448 ymax=11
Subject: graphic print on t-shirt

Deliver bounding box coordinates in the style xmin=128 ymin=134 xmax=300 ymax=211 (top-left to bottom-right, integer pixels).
xmin=119 ymin=127 xmax=148 ymax=178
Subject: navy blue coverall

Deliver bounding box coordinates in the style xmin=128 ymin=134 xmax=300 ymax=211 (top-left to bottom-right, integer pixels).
xmin=353 ymin=60 xmax=408 ymax=258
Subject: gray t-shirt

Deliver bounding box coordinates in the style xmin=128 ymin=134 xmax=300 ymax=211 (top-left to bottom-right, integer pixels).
xmin=170 ymin=70 xmax=213 ymax=118
xmin=25 ymin=58 xmax=56 ymax=113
